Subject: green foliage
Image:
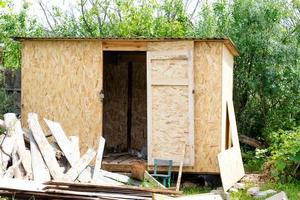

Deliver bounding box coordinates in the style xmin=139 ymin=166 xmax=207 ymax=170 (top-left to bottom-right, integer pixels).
xmin=265 ymin=127 xmax=300 ymax=182
xmin=195 ymin=0 xmax=300 ymax=139
xmin=0 ymin=1 xmax=44 ymax=68
xmin=243 ymin=149 xmax=266 ymax=172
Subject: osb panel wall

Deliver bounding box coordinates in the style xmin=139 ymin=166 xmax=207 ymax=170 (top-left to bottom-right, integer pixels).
xmin=21 ymin=40 xmax=103 ymax=153
xmin=103 ymin=52 xmax=147 ymax=152
xmin=190 ymin=42 xmax=223 ymax=173
xmin=221 ymin=45 xmax=234 ymax=151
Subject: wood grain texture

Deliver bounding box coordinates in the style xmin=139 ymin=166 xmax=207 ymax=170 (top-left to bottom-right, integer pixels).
xmin=21 ymin=40 xmax=103 ymax=153
xmin=27 ymin=113 xmax=65 ymax=180
xmin=188 ymin=42 xmax=223 ymax=173
xmin=221 ymin=45 xmax=234 ymax=151
xmin=29 ymin=131 xmax=51 ymax=182
xmin=147 ymin=41 xmax=194 ymax=166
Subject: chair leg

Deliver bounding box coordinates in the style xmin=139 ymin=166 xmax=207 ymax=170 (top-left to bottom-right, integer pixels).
xmin=163 ymin=178 xmax=167 ymax=187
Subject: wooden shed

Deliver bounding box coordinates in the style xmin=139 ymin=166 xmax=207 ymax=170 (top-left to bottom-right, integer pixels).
xmin=16 ymin=37 xmax=240 ymax=174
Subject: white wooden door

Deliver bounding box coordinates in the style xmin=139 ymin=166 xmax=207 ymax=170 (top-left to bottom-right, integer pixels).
xmin=147 ymin=47 xmax=194 ymax=166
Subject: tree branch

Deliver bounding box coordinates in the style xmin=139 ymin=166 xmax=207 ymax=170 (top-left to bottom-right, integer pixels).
xmin=38 ymin=1 xmax=54 ymax=32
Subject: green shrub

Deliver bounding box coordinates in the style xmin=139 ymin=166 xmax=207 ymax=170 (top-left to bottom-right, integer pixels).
xmin=243 ymin=149 xmax=266 ymax=172
xmin=0 ymin=89 xmax=18 ymax=116
xmin=265 ymin=127 xmax=300 ymax=182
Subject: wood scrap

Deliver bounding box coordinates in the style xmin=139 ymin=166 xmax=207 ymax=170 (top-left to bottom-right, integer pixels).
xmin=28 ymin=113 xmax=65 ymax=180
xmin=29 ymin=130 xmax=51 ymax=182
xmin=3 ymin=159 xmax=21 ymax=178
xmin=11 ymin=142 xmax=25 ymax=179
xmin=65 ymin=148 xmax=96 ymax=181
xmin=44 ymin=118 xmax=78 ymax=166
xmin=144 ymin=171 xmax=166 ymax=189
xmin=14 ymin=119 xmax=32 ymax=178
xmin=176 ymin=161 xmax=183 ymax=191
xmin=92 ymin=136 xmax=105 ymax=180
xmin=99 ymin=169 xmax=130 ymax=183
xmin=69 ymin=135 xmax=80 ymax=159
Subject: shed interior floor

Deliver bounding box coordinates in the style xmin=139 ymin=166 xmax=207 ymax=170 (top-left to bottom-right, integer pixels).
xmin=102 ymin=51 xmax=147 ymax=161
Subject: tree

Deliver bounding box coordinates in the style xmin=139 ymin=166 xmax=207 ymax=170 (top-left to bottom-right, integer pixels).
xmin=0 ymin=1 xmax=44 ymax=68
xmin=195 ymin=0 xmax=300 ymax=139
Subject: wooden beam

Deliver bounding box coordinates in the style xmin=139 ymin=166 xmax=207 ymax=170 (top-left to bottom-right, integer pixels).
xmin=102 ymin=41 xmax=147 ymax=51
xmin=44 ymin=119 xmax=78 ymax=166
xmin=69 ymin=136 xmax=80 ymax=160
xmin=92 ymin=137 xmax=105 ymax=181
xmin=28 ymin=131 xmax=51 ymax=182
xmin=27 ymin=113 xmax=65 ymax=180
xmin=65 ymin=148 xmax=96 ymax=181
xmin=175 ymin=161 xmax=183 ymax=192
xmin=14 ymin=119 xmax=32 ymax=178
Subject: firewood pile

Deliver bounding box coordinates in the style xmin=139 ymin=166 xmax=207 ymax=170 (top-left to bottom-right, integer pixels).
xmin=0 ymin=113 xmax=180 ymax=199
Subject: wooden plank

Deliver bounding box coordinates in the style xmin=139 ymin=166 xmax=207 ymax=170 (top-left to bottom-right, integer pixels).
xmin=144 ymin=171 xmax=166 ymax=189
xmin=0 ymin=113 xmax=17 ymax=174
xmin=28 ymin=131 xmax=51 ymax=182
xmin=102 ymin=41 xmax=147 ymax=51
xmin=69 ymin=136 xmax=80 ymax=160
xmin=0 ymin=178 xmax=44 ymax=192
xmin=3 ymin=159 xmax=21 ymax=178
xmin=11 ymin=143 xmax=24 ymax=179
xmin=65 ymin=148 xmax=96 ymax=181
xmin=175 ymin=161 xmax=183 ymax=191
xmin=218 ymin=99 xmax=245 ymax=191
xmin=44 ymin=119 xmax=77 ymax=166
xmin=218 ymin=147 xmax=244 ymax=191
xmin=27 ymin=113 xmax=65 ymax=180
xmin=99 ymin=169 xmax=130 ymax=183
xmin=14 ymin=119 xmax=32 ymax=178
xmin=46 ymin=180 xmax=182 ymax=195
xmin=77 ymin=166 xmax=92 ymax=183
xmin=92 ymin=136 xmax=105 ymax=181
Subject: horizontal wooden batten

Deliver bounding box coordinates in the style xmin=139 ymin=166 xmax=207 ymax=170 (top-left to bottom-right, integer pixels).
xmin=151 ymin=79 xmax=189 ymax=86
xmin=102 ymin=41 xmax=147 ymax=51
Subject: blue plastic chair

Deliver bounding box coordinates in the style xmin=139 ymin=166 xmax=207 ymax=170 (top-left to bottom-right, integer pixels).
xmin=151 ymin=159 xmax=173 ymax=187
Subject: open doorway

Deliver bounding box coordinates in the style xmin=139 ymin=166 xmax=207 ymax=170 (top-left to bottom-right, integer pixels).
xmin=102 ymin=51 xmax=147 ymax=168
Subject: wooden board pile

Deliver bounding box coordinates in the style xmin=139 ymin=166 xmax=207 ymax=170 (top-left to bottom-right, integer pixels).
xmin=0 ymin=112 xmax=179 ymax=199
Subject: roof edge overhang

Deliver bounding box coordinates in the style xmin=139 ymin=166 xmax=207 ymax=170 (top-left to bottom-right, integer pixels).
xmin=13 ymin=36 xmax=239 ymax=56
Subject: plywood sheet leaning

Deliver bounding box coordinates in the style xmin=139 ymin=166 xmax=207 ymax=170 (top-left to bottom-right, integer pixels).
xmin=218 ymin=100 xmax=245 ymax=191
xmin=147 ymin=41 xmax=194 ymax=166
xmin=21 ymin=40 xmax=103 ymax=153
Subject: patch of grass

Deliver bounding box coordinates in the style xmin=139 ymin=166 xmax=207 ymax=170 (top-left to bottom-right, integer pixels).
xmin=230 ymin=181 xmax=300 ymax=200
xmin=261 ymin=181 xmax=300 ymax=200
xmin=182 ymin=186 xmax=212 ymax=195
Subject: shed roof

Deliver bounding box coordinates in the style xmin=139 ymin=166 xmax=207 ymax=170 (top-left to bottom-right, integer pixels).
xmin=13 ymin=36 xmax=239 ymax=56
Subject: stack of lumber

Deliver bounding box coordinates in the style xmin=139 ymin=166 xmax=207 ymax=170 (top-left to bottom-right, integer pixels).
xmin=0 ymin=112 xmax=180 ymax=199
